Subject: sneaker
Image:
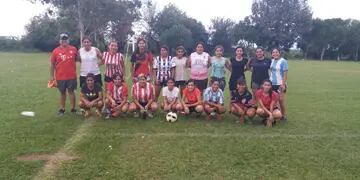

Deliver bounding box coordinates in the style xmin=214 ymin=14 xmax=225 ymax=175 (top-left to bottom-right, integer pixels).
xmin=95 ymin=109 xmax=102 ymax=117
xmin=105 ymin=113 xmax=111 ymax=120
xmin=70 ymin=108 xmax=77 ymax=113
xmin=210 ymin=112 xmax=216 ymax=117
xmin=84 ymin=110 xmax=91 ymax=118
xmin=77 ymin=108 xmax=85 ymax=115
xmin=147 ymin=112 xmax=154 ymax=118
xmin=281 ymin=116 xmax=288 ymax=122
xmin=57 ymin=109 xmax=65 ymax=116
xmin=133 ymin=112 xmax=140 ymax=118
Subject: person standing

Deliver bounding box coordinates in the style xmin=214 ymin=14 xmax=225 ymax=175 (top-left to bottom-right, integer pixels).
xmin=247 ymin=47 xmax=271 ymax=95
xmin=131 ymin=38 xmax=153 ymax=82
xmin=79 ymin=36 xmax=102 ymax=88
xmin=101 ymin=40 xmax=125 ymax=88
xmin=270 ymin=48 xmax=289 ymax=121
xmin=49 ymin=33 xmax=78 ymax=116
xmin=172 ymin=46 xmax=189 ymax=94
xmin=210 ymin=45 xmax=228 ymax=91
xmin=227 ymin=47 xmax=248 ymax=92
xmin=188 ymin=42 xmax=211 ymax=93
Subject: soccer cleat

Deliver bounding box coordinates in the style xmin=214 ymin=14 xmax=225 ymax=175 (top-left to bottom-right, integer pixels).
xmin=70 ymin=108 xmax=77 ymax=113
xmin=133 ymin=112 xmax=140 ymax=118
xmin=84 ymin=110 xmax=91 ymax=118
xmin=57 ymin=109 xmax=65 ymax=116
xmin=95 ymin=110 xmax=102 ymax=117
xmin=147 ymin=112 xmax=154 ymax=118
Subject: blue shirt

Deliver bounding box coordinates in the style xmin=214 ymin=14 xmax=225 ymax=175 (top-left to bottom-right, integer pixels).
xmin=203 ymin=87 xmax=224 ymax=104
xmin=270 ymin=58 xmax=288 ymax=85
xmin=211 ymin=57 xmax=226 ymax=78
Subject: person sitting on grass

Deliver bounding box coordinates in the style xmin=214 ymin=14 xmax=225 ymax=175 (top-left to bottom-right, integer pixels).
xmin=182 ymin=80 xmax=204 ymax=116
xmin=230 ymin=79 xmax=256 ymax=125
xmin=162 ymin=78 xmax=183 ymax=113
xmin=79 ymin=73 xmax=103 ymax=118
xmin=129 ymin=74 xmax=158 ymax=119
xmin=255 ymin=79 xmax=282 ymax=127
xmin=105 ymin=73 xmax=129 ymax=119
xmin=203 ymin=80 xmax=225 ymax=120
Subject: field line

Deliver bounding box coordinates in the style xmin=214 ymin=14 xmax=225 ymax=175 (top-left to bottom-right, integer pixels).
xmin=34 ymin=118 xmax=95 ymax=180
xmin=112 ymin=132 xmax=360 ymax=139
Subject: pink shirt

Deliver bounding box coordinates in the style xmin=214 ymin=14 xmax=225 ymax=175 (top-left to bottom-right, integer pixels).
xmin=190 ymin=52 xmax=210 ymax=80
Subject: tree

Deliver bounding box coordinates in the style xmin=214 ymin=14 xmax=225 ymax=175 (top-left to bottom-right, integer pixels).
xmin=249 ymin=0 xmax=312 ymax=51
xmin=209 ymin=17 xmax=235 ymax=55
xmin=30 ymin=0 xmax=142 ymax=46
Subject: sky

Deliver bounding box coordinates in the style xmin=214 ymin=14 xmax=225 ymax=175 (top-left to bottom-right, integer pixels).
xmin=0 ymin=0 xmax=359 ymax=37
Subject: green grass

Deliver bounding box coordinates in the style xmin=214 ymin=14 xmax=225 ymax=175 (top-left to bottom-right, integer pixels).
xmin=1 ymin=52 xmax=360 ymax=179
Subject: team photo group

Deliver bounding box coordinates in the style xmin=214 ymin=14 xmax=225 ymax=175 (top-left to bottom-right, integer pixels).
xmin=50 ymin=33 xmax=288 ymax=127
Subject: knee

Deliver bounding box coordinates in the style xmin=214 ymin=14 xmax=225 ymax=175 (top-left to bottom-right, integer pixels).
xmin=129 ymin=104 xmax=136 ymax=112
xmin=79 ymin=101 xmax=85 ymax=108
xmin=176 ymin=104 xmax=183 ymax=111
xmin=151 ymin=102 xmax=158 ymax=111
xmin=256 ymin=108 xmax=264 ymax=115
xmin=247 ymin=109 xmax=256 ymax=117
xmin=122 ymin=104 xmax=129 ymax=112
xmin=195 ymin=105 xmax=204 ymax=113
xmin=97 ymin=101 xmax=103 ymax=107
xmin=273 ymin=110 xmax=282 ymax=119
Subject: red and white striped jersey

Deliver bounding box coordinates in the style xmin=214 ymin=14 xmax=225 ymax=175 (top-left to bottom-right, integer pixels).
xmin=103 ymin=52 xmax=124 ymax=78
xmin=131 ymin=82 xmax=154 ymax=103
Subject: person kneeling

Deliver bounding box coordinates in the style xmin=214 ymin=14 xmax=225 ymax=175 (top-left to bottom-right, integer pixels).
xmin=162 ymin=78 xmax=183 ymax=113
xmin=129 ymin=74 xmax=158 ymax=119
xmin=105 ymin=73 xmax=129 ymax=119
xmin=182 ymin=80 xmax=204 ymax=116
xmin=203 ymin=80 xmax=225 ymax=120
xmin=230 ymin=79 xmax=256 ymax=125
xmin=255 ymin=79 xmax=282 ymax=127
xmin=79 ymin=73 xmax=103 ymax=118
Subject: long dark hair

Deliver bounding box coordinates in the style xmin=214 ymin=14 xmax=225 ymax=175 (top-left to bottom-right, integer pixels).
xmin=134 ymin=38 xmax=147 ymax=55
xmin=262 ymin=79 xmax=273 ymax=100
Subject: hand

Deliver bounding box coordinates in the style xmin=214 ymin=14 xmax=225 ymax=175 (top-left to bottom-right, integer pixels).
xmin=49 ymin=76 xmax=55 ymax=81
xmin=268 ymin=114 xmax=274 ymax=121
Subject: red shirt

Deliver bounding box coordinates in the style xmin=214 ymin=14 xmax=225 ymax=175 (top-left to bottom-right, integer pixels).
xmin=131 ymin=52 xmax=153 ymax=77
xmin=107 ymin=82 xmax=128 ymax=103
xmin=255 ymin=89 xmax=278 ymax=109
xmin=183 ymin=87 xmax=201 ymax=104
xmin=131 ymin=82 xmax=154 ymax=103
xmin=50 ymin=45 xmax=77 ymax=80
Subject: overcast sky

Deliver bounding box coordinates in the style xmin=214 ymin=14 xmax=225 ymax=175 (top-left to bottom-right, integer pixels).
xmin=1 ymin=0 xmax=359 ymax=36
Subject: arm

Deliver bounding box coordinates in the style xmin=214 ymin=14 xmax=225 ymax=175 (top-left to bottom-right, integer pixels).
xmin=76 ymin=51 xmax=81 ymax=62
xmin=107 ymin=90 xmax=116 ymax=104
xmin=207 ymin=56 xmax=211 ymax=68
xmin=96 ymin=48 xmax=102 ymax=65
xmin=50 ymin=62 xmax=55 ymax=80
xmin=92 ymin=91 xmax=103 ymax=104
xmin=225 ymin=59 xmax=232 ymax=72
xmin=170 ymin=67 xmax=175 ymax=79
xmin=145 ymin=86 xmax=156 ymax=110
xmin=187 ymin=57 xmax=191 ymax=68
xmin=80 ymin=93 xmax=90 ymax=105
xmin=258 ymin=99 xmax=272 ymax=117
xmin=121 ymin=57 xmax=126 ymax=78
xmin=282 ymin=71 xmax=288 ymax=87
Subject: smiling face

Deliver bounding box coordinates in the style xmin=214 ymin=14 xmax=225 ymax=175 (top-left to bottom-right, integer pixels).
xmin=187 ymin=82 xmax=195 ymax=91
xmin=211 ymin=81 xmax=219 ymax=91
xmin=215 ymin=47 xmax=223 ymax=57
xmin=235 ymin=48 xmax=244 ymax=58
xmin=86 ymin=77 xmax=95 ymax=87
xmin=176 ymin=48 xmax=185 ymax=58
xmin=262 ymin=81 xmax=272 ymax=93
xmin=272 ymin=49 xmax=281 ymax=60
xmin=256 ymin=48 xmax=265 ymax=60
xmin=113 ymin=76 xmax=122 ymax=86
xmin=196 ymin=43 xmax=204 ymax=54
xmin=237 ymin=83 xmax=246 ymax=93
xmin=82 ymin=39 xmax=92 ymax=49
xmin=160 ymin=47 xmax=168 ymax=58
xmin=167 ymin=79 xmax=175 ymax=90
xmin=138 ymin=76 xmax=147 ymax=87
xmin=138 ymin=40 xmax=146 ymax=52
xmin=109 ymin=42 xmax=118 ymax=53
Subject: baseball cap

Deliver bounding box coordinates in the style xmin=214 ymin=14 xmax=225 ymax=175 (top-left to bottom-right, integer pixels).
xmin=59 ymin=33 xmax=69 ymax=40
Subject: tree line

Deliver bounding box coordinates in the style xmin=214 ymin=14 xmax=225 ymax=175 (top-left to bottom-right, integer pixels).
xmin=1 ymin=0 xmax=359 ymax=61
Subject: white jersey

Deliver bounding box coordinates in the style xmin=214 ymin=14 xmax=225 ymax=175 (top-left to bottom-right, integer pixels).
xmin=162 ymin=86 xmax=180 ymax=103
xmin=79 ymin=47 xmax=100 ymax=76
xmin=190 ymin=52 xmax=210 ymax=80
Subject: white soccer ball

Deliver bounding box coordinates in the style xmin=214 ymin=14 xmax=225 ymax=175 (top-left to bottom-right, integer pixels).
xmin=166 ymin=112 xmax=178 ymax=123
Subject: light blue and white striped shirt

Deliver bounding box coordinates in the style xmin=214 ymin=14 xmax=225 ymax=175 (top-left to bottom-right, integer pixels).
xmin=203 ymin=87 xmax=224 ymax=104
xmin=270 ymin=58 xmax=288 ymax=85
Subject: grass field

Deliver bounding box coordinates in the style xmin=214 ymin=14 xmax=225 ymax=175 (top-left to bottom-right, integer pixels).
xmin=1 ymin=52 xmax=360 ymax=179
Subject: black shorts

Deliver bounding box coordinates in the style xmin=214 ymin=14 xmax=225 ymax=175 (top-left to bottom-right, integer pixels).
xmin=193 ymin=78 xmax=208 ymax=92
xmin=272 ymin=85 xmax=287 ymax=93
xmin=80 ymin=74 xmax=102 ymax=88
xmin=57 ymin=79 xmax=77 ymax=93
xmin=104 ymin=76 xmax=112 ymax=83
xmin=189 ymin=106 xmax=196 ymax=113
xmin=210 ymin=77 xmax=226 ymax=91
xmin=139 ymin=101 xmax=148 ymax=107
xmin=175 ymin=81 xmax=187 ymax=88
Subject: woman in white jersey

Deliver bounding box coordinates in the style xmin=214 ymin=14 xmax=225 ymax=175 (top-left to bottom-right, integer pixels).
xmin=79 ymin=37 xmax=102 ymax=88
xmin=187 ymin=42 xmax=211 ymax=93
xmin=172 ymin=46 xmax=189 ymax=95
xmin=270 ymin=48 xmax=288 ymax=121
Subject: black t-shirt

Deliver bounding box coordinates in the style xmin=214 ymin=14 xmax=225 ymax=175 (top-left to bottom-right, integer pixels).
xmin=229 ymin=57 xmax=248 ymax=82
xmin=249 ymin=58 xmax=271 ymax=84
xmin=230 ymin=90 xmax=253 ymax=107
xmin=81 ymin=84 xmax=102 ymax=101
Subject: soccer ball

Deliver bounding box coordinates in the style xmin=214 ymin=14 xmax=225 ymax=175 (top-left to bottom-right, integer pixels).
xmin=166 ymin=112 xmax=178 ymax=123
